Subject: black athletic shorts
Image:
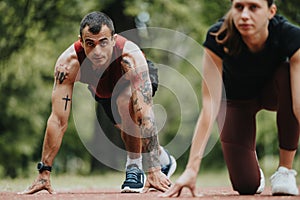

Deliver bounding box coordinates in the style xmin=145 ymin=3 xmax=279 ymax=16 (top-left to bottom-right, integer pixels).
xmin=95 ymin=60 xmax=158 ymax=124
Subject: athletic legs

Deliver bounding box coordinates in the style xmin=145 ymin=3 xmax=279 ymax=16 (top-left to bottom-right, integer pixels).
xmin=218 ymin=63 xmax=299 ymax=195
xmin=218 ymin=100 xmax=261 ymax=195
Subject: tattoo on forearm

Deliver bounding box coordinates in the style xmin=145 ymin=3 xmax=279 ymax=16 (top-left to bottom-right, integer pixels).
xmin=142 ymin=133 xmax=160 ymax=170
xmin=132 ymin=97 xmax=142 ymax=112
xmin=62 ymin=95 xmax=71 ymax=111
xmin=121 ymin=54 xmax=153 ymax=105
xmin=141 ymin=117 xmax=160 ymax=169
xmin=140 ymin=73 xmax=152 ymax=104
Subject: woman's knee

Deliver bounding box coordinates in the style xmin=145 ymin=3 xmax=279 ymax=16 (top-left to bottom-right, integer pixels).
xmin=221 ymin=141 xmax=260 ymax=195
xmin=235 ymin=184 xmax=258 ymax=195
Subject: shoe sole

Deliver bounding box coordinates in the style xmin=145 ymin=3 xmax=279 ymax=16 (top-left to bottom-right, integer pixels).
xmin=121 ymin=173 xmax=147 ymax=193
xmin=272 ymin=191 xmax=299 ymax=196
xmin=121 ymin=187 xmax=143 ymax=193
xmin=272 ymin=187 xmax=299 ymax=196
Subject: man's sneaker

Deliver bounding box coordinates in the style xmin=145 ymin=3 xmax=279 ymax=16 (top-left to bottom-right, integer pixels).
xmin=270 ymin=166 xmax=299 ymax=196
xmin=256 ymin=168 xmax=265 ymax=194
xmin=160 ymin=149 xmax=177 ymax=178
xmin=121 ymin=164 xmax=146 ymax=193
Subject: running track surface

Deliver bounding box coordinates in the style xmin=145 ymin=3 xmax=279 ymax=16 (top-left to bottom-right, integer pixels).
xmin=1 ymin=187 xmax=300 ymax=200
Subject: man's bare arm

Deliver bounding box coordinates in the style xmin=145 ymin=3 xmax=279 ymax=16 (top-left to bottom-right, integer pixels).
xmin=121 ymin=42 xmax=161 ymax=171
xmin=20 ymin=44 xmax=80 ymax=195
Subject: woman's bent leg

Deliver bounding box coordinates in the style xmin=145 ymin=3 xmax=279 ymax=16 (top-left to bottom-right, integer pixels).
xmin=218 ymin=100 xmax=261 ymax=195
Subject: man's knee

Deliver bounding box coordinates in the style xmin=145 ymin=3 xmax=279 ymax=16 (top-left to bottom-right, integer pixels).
xmin=116 ymin=92 xmax=132 ymax=119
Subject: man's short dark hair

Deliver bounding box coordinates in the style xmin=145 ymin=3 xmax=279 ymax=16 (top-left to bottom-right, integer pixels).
xmin=79 ymin=11 xmax=115 ymax=38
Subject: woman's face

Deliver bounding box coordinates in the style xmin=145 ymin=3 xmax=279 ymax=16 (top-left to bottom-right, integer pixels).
xmin=231 ymin=0 xmax=276 ymax=38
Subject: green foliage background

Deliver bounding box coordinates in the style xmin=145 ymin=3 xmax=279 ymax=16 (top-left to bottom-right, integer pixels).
xmin=0 ymin=0 xmax=299 ymax=178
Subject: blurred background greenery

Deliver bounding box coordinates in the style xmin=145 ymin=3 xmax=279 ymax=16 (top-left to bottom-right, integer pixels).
xmin=0 ymin=0 xmax=300 ymax=179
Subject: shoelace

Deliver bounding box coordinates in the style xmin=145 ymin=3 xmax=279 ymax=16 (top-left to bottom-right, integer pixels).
xmin=125 ymin=168 xmax=141 ymax=183
xmin=270 ymin=169 xmax=297 ymax=182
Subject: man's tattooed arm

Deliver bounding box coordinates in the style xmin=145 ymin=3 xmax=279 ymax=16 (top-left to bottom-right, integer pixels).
xmin=122 ymin=54 xmax=161 ymax=171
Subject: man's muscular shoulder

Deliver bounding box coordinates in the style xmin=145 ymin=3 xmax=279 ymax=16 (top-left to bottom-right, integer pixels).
xmin=123 ymin=41 xmax=147 ymax=68
xmin=55 ymin=44 xmax=81 ymax=84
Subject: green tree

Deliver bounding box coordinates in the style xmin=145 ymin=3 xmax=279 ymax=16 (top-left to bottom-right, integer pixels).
xmin=0 ymin=0 xmax=96 ymax=178
xmin=0 ymin=0 xmax=87 ymax=61
xmin=277 ymin=0 xmax=300 ymax=24
xmin=200 ymin=0 xmax=231 ymax=25
xmin=0 ymin=37 xmax=54 ymax=178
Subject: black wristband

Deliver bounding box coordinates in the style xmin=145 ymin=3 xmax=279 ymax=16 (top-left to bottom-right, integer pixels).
xmin=37 ymin=162 xmax=52 ymax=173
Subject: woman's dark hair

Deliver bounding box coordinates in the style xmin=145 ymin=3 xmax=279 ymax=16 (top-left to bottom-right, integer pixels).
xmin=211 ymin=0 xmax=275 ymax=56
xmin=79 ymin=11 xmax=115 ymax=38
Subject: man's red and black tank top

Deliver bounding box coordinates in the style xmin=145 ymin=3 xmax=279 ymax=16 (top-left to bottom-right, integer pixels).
xmin=74 ymin=34 xmax=128 ymax=99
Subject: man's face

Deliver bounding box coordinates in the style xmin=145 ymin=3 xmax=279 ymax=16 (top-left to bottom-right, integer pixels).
xmin=80 ymin=25 xmax=116 ymax=69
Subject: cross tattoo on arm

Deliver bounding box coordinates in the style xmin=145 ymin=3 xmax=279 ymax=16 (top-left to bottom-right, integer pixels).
xmin=62 ymin=95 xmax=71 ymax=111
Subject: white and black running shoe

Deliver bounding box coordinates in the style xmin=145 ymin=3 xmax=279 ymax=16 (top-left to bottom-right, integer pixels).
xmin=161 ymin=149 xmax=177 ymax=178
xmin=121 ymin=164 xmax=146 ymax=193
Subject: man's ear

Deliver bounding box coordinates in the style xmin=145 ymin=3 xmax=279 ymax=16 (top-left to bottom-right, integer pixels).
xmin=78 ymin=35 xmax=83 ymax=47
xmin=112 ymin=34 xmax=117 ymax=46
xmin=269 ymin=4 xmax=277 ymax=19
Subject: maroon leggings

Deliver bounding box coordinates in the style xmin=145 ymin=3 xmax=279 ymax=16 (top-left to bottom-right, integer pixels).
xmin=217 ymin=63 xmax=299 ymax=195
